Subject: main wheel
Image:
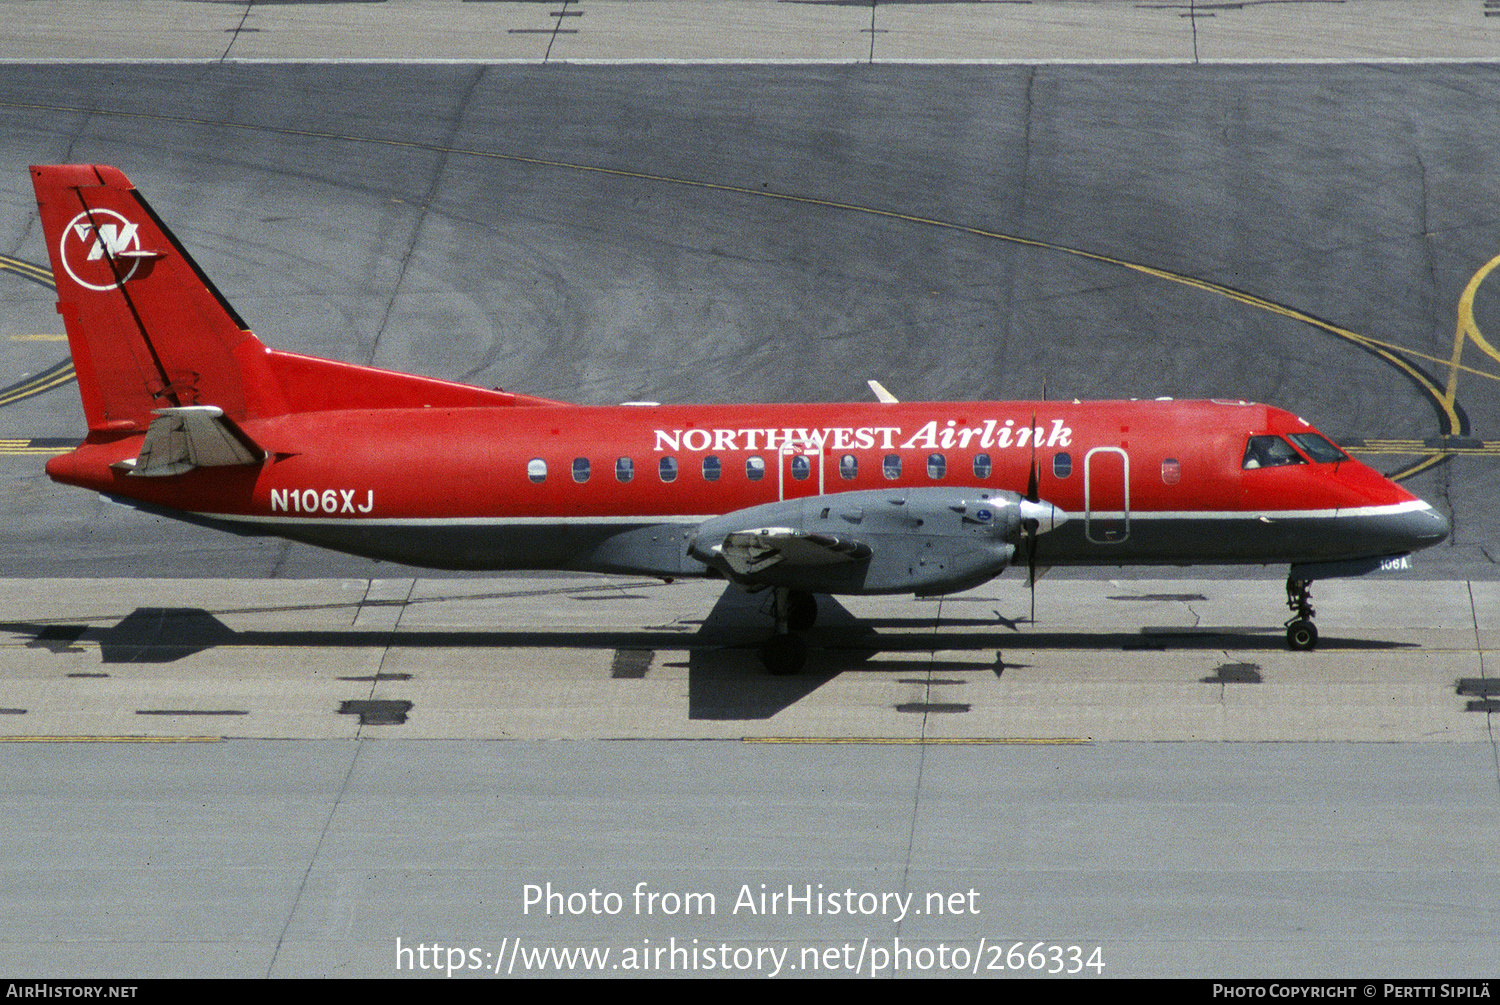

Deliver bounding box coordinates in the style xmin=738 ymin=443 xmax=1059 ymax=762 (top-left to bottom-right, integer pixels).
xmin=759 ymin=634 xmax=808 ymax=675
xmin=1286 ymin=619 xmax=1318 ymax=651
xmin=786 ymin=591 xmax=818 ymax=632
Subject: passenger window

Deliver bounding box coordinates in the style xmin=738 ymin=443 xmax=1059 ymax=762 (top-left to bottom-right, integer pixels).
xmin=839 ymin=454 xmax=858 ymax=479
xmin=659 ymin=457 xmax=678 ymax=482
xmin=1053 ymin=452 xmax=1072 ymax=478
xmin=927 ymin=453 xmax=946 ymax=479
xmin=1161 ymin=458 xmax=1181 ymax=485
xmin=572 ymin=458 xmax=590 ymax=484
xmin=702 ymin=456 xmax=721 ymax=481
xmin=790 ymin=455 xmax=810 ymax=480
xmin=1242 ymin=436 xmax=1306 ymax=469
xmin=615 ymin=457 xmax=634 ymax=483
xmin=973 ymin=453 xmax=992 ymax=479
xmin=746 ymin=456 xmax=765 ymax=481
xmin=1288 ymin=433 xmax=1348 ymax=463
xmin=527 ymin=458 xmax=547 ymax=484
xmin=883 ymin=455 xmax=901 ymax=480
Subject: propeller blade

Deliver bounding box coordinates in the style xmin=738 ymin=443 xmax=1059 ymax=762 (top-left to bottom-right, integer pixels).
xmin=1026 ymin=410 xmax=1040 ymax=623
xmin=1014 ymin=495 xmax=1066 ymax=624
xmin=1027 ymin=523 xmax=1038 ymax=624
xmin=1026 ymin=411 xmax=1040 ymax=503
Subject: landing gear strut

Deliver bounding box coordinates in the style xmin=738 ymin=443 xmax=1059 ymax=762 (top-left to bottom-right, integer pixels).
xmin=1284 ymin=576 xmax=1318 ymax=651
xmin=758 ymin=588 xmax=817 ymax=674
xmin=786 ymin=590 xmax=818 ymax=633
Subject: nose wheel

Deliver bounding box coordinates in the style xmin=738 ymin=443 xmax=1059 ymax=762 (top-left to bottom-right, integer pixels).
xmin=758 ymin=588 xmax=817 ymax=674
xmin=1285 ymin=576 xmax=1318 ymax=651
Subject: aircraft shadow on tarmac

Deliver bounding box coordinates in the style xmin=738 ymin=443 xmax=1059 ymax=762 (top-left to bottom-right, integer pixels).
xmin=0 ymin=586 xmax=1418 ymax=721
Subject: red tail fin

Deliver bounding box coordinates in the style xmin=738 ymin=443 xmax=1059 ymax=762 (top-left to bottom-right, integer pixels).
xmin=30 ymin=164 xmax=285 ymax=431
xmin=31 ymin=165 xmax=563 ymax=433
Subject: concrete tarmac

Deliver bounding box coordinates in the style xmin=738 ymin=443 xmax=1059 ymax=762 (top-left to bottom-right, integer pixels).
xmin=0 ymin=576 xmax=1494 ymax=743
xmin=0 ymin=573 xmax=1495 ymax=978
xmin=6 ymin=736 xmax=1495 ymax=979
xmin=0 ymin=0 xmax=1497 ymax=981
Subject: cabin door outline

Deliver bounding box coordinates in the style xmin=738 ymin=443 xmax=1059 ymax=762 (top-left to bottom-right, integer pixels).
xmin=1084 ymin=446 xmax=1130 ymax=544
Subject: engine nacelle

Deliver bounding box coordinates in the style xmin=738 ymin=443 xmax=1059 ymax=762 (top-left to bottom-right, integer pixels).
xmin=690 ymin=487 xmax=1048 ymax=596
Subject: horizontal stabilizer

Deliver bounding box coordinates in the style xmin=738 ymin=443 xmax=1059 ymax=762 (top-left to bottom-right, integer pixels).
xmin=715 ymin=527 xmax=871 ymax=577
xmin=113 ymin=405 xmax=264 ymax=477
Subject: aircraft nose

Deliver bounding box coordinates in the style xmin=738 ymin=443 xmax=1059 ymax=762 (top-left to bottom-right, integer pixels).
xmin=1408 ymin=503 xmax=1451 ymax=548
xmin=1384 ymin=502 xmax=1449 ymax=553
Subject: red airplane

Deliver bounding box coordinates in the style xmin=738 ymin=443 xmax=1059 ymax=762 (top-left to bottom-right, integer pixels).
xmin=29 ymin=164 xmax=1450 ymax=672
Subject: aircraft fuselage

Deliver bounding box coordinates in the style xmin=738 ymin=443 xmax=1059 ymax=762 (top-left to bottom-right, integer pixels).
xmin=46 ymin=398 xmax=1448 ymax=579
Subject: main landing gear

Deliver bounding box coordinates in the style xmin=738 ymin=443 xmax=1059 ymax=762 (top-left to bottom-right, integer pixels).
xmin=758 ymin=587 xmax=818 ymax=674
xmin=1285 ymin=576 xmax=1318 ymax=651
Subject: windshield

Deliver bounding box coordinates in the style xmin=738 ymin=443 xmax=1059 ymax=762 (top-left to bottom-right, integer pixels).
xmin=1242 ymin=435 xmax=1306 ymax=469
xmin=1287 ymin=432 xmax=1349 ymax=463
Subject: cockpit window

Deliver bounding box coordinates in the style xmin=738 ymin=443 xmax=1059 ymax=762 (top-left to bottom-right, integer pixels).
xmin=1287 ymin=433 xmax=1349 ymax=463
xmin=1242 ymin=435 xmax=1306 ymax=469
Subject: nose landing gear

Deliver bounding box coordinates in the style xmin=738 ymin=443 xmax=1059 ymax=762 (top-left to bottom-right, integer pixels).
xmin=1285 ymin=576 xmax=1318 ymax=650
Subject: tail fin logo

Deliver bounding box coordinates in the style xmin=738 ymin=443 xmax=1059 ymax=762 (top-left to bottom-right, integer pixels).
xmin=60 ymin=209 xmax=145 ymax=291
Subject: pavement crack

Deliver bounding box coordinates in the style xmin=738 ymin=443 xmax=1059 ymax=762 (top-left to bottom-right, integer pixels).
xmin=366 ymin=65 xmax=486 ymax=369
xmin=542 ymin=0 xmax=577 ymax=64
xmin=266 ymin=736 xmax=363 ymax=978
xmin=1416 ymin=150 xmax=1439 ymax=301
xmin=1468 ymin=582 xmax=1500 ymax=803
xmin=896 ymin=720 xmax=925 ymax=943
xmin=1188 ymin=0 xmax=1201 ymax=64
xmin=220 ymin=3 xmax=254 ymax=63
xmin=266 ymin=539 xmax=293 ymax=580
xmin=357 ymin=580 xmax=417 ymax=730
